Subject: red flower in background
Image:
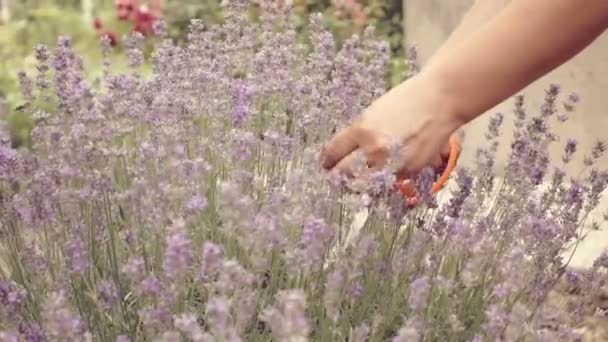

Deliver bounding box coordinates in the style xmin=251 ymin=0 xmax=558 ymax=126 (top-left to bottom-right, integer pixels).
xmin=93 ymin=17 xmax=118 ymax=47
xmin=92 ymin=1 xmax=162 ymax=48
xmin=131 ymin=5 xmax=157 ymax=36
xmin=115 ymin=0 xmax=140 ymax=20
xmin=100 ymin=31 xmax=118 ymax=47
xmin=94 ymin=17 xmax=104 ymax=30
xmin=114 ymin=0 xmax=162 ymax=36
xmin=332 ymin=0 xmax=367 ymax=27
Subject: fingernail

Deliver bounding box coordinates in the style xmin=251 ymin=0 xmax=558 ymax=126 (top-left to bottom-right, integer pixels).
xmin=321 ymin=155 xmax=333 ymax=170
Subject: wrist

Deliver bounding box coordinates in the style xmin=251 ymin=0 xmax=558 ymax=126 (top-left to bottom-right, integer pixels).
xmin=412 ymin=70 xmax=467 ymax=134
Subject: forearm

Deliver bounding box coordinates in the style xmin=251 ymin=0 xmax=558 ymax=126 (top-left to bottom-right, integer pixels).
xmin=427 ymin=0 xmax=510 ymax=67
xmin=423 ymin=0 xmax=608 ymax=127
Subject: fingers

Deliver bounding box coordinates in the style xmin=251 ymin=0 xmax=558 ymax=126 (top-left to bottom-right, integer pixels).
xmin=392 ymin=144 xmax=432 ymax=181
xmin=388 ymin=143 xmax=412 ymax=180
xmin=321 ymin=125 xmax=360 ymax=170
xmin=431 ymin=154 xmax=444 ymax=170
xmin=322 ymin=122 xmax=456 ymax=184
xmin=439 ymin=142 xmax=450 ymax=160
xmin=330 ymin=141 xmax=447 ymax=183
xmin=332 ymin=152 xmax=359 ymax=178
xmin=332 ymin=142 xmax=390 ymax=178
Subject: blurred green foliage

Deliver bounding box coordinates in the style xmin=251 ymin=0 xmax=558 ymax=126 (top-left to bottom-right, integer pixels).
xmin=163 ymin=0 xmax=225 ymax=40
xmin=0 ymin=2 xmax=150 ymax=147
xmin=0 ymin=6 xmax=100 ymax=146
xmin=1 ymin=7 xmax=94 ymax=99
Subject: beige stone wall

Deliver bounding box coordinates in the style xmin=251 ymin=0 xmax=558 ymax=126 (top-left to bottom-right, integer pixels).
xmin=402 ymin=0 xmax=608 ymax=176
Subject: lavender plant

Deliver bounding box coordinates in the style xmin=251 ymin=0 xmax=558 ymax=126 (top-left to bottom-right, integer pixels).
xmin=1 ymin=1 xmax=607 ymax=341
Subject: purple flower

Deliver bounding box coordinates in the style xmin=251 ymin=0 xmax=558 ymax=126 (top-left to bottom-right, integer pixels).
xmin=216 ymin=260 xmax=256 ymax=294
xmin=529 ymin=166 xmax=546 ymax=185
xmin=540 ymin=83 xmax=560 ymax=117
xmin=262 ymin=130 xmax=294 ymax=158
xmin=42 ymin=291 xmax=88 ymax=340
xmin=116 ymin=336 xmax=131 ymax=342
xmin=18 ymin=71 xmax=34 ymax=102
xmin=513 ymin=94 xmax=526 ymax=122
xmin=405 ymin=44 xmax=420 ymax=78
xmin=163 ymin=219 xmax=192 ymax=280
xmin=348 ymin=281 xmax=364 ymax=300
xmin=564 ymin=180 xmax=584 ymax=206
xmin=0 ymin=331 xmax=19 ymax=342
xmin=17 ymin=321 xmax=46 ymax=342
xmin=481 ymin=304 xmax=508 ymax=338
xmin=592 ymin=140 xmax=607 ymax=159
xmin=485 ymin=112 xmax=504 ymax=140
xmin=563 ymin=91 xmax=580 ymax=112
xmin=97 ymin=280 xmax=120 ymax=310
xmin=63 ymin=238 xmax=89 ymax=275
xmin=586 ymin=140 xmax=608 ymax=165
xmin=174 ymin=313 xmax=211 ymax=342
xmin=249 ymin=210 xmax=287 ymax=261
xmin=562 ymin=138 xmax=577 ymax=163
xmin=51 ymin=36 xmax=88 ymax=114
xmin=324 ymin=266 xmax=346 ymax=322
xmin=152 ymin=19 xmax=168 ymax=38
xmin=527 ymin=216 xmax=559 ymax=242
xmin=415 ymin=167 xmax=437 ymax=206
xmin=122 ymin=257 xmax=145 ymax=281
xmin=139 ymin=276 xmax=162 ymax=296
xmin=527 ymin=117 xmax=549 ymax=138
xmin=309 ymin=13 xmax=335 ymax=62
xmin=592 ymin=250 xmax=608 ymax=269
xmin=185 ymin=195 xmax=208 ymax=214
xmin=198 ymin=241 xmax=224 ymax=282
xmin=231 ymin=81 xmax=254 ymax=127
xmin=408 ymin=276 xmax=430 ymax=311
xmin=139 ymin=306 xmax=172 ymax=328
xmin=260 ymin=290 xmax=310 ymax=341
xmin=443 ymin=218 xmax=466 ymax=241
xmin=0 ymin=146 xmax=22 ymax=181
xmin=585 ymin=169 xmax=608 ymax=211
xmin=491 ymin=282 xmax=512 ymax=300
xmin=446 ymin=168 xmax=473 ymax=219
xmin=393 ymin=318 xmax=421 ymax=342
xmin=205 ymin=296 xmax=240 ymax=341
xmin=35 ymin=44 xmax=50 ymax=62
xmin=289 ymin=215 xmax=335 ymax=273
xmin=0 ymin=281 xmax=27 ymax=315
xmin=230 ymin=130 xmax=257 ymax=161
xmin=123 ymin=32 xmax=145 ymax=68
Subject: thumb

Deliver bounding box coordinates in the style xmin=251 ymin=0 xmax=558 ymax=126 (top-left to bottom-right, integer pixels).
xmin=321 ymin=125 xmax=360 ymax=170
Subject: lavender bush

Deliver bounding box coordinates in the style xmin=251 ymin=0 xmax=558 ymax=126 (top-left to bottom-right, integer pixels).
xmin=1 ymin=1 xmax=608 ymax=341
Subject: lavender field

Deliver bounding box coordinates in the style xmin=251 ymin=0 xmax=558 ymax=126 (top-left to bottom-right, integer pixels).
xmin=1 ymin=1 xmax=607 ymax=341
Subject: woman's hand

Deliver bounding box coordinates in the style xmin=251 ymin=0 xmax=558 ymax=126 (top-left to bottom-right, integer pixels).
xmin=320 ymin=73 xmax=462 ymax=180
xmin=321 ymin=0 xmax=608 ymax=182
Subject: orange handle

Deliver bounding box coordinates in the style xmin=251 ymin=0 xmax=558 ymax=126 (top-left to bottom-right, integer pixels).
xmin=397 ymin=134 xmax=461 ymax=207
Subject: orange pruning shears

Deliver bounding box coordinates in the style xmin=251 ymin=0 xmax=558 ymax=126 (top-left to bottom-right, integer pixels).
xmin=396 ymin=134 xmax=461 ymax=207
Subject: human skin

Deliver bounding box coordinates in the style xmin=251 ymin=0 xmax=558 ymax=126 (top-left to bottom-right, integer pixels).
xmin=320 ymin=0 xmax=608 ymax=180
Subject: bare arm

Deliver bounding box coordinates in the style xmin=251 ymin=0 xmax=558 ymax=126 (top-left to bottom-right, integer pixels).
xmin=321 ymin=0 xmax=608 ymax=177
xmin=424 ymin=0 xmax=608 ymax=127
